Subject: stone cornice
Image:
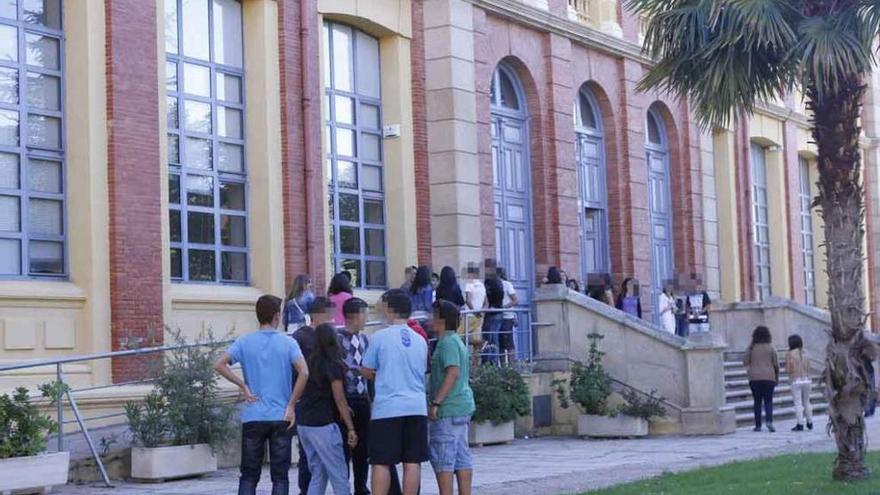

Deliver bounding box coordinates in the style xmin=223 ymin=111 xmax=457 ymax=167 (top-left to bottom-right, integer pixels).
xmin=467 ymin=0 xmax=653 ymax=65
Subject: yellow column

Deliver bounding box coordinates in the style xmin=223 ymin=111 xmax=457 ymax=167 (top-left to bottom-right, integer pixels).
xmin=713 ymin=129 xmax=741 ymax=302
xmin=380 ymin=36 xmax=419 ymax=287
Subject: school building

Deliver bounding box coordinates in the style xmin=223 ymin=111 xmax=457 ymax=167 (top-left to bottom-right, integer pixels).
xmin=1 ymin=0 xmax=879 ymax=422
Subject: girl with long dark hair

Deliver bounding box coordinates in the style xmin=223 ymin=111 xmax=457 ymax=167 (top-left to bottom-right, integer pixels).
xmin=615 ymin=277 xmax=642 ymax=319
xmin=785 ymin=334 xmax=813 ymax=431
xmin=743 ymin=326 xmax=779 ymax=432
xmin=296 ymin=323 xmax=358 ymax=494
xmin=328 ymin=272 xmax=353 ymax=326
xmin=410 ymin=265 xmax=434 ymax=322
xmin=435 ymin=266 xmax=465 ymax=307
xmin=283 ymin=274 xmax=315 ymax=332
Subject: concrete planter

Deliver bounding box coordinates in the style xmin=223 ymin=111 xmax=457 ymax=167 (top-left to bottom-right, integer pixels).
xmin=469 ymin=420 xmax=514 ymax=445
xmin=0 ymin=451 xmax=69 ymax=493
xmin=577 ymin=414 xmax=649 ymax=438
xmin=131 ymin=444 xmax=217 ymax=481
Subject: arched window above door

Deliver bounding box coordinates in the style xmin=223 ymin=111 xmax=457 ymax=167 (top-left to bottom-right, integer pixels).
xmin=575 ymin=86 xmax=601 ymax=131
xmin=490 ymin=64 xmax=522 ymax=112
xmin=647 ymin=109 xmax=664 ymax=145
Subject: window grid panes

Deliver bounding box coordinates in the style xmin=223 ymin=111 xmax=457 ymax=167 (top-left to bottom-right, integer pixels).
xmin=750 ymin=143 xmax=771 ymax=301
xmin=798 ymin=157 xmax=816 ymax=305
xmin=0 ymin=0 xmax=65 ymax=278
xmin=166 ymin=0 xmax=247 ymax=284
xmin=324 ymin=22 xmax=386 ymax=289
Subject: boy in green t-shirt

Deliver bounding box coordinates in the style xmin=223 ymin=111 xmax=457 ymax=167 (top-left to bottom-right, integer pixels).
xmin=428 ymin=300 xmax=476 ymax=495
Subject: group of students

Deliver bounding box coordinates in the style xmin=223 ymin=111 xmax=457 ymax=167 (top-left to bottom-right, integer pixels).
xmin=214 ymin=277 xmax=478 ymax=495
xmin=544 ymin=266 xmax=711 ymax=337
xmin=400 ymin=262 xmax=520 ymax=366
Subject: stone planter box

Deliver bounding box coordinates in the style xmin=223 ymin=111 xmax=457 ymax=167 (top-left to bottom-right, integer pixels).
xmin=577 ymin=414 xmax=649 ymax=438
xmin=469 ymin=420 xmax=514 ymax=445
xmin=0 ymin=451 xmax=69 ymax=493
xmin=131 ymin=444 xmax=217 ymax=481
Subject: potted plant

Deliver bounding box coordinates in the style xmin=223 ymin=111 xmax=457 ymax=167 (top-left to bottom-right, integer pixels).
xmin=126 ymin=329 xmax=234 ymax=481
xmin=616 ymin=388 xmax=668 ymax=433
xmin=0 ymin=383 xmax=70 ymax=493
xmin=468 ymin=365 xmax=530 ymax=445
xmin=554 ymin=333 xmax=652 ymax=438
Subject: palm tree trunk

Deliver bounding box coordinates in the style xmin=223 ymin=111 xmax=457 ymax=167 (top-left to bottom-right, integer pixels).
xmin=807 ymin=79 xmax=871 ymax=481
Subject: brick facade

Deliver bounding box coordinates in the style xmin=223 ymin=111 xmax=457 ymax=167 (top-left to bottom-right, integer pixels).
xmin=277 ymin=0 xmax=326 ymax=292
xmin=411 ymin=0 xmax=433 ymax=265
xmin=105 ymin=0 xmax=164 ymax=382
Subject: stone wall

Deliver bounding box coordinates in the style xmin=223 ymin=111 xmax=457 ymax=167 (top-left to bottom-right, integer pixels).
xmin=533 ymin=285 xmax=735 ymax=435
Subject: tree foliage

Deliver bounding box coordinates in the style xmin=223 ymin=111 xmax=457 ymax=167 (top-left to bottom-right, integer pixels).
xmin=470 ymin=364 xmax=531 ymax=425
xmin=0 ymin=386 xmax=60 ymax=459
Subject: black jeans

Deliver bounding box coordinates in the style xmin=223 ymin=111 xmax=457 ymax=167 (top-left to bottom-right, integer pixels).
xmin=341 ymin=397 xmax=372 ymax=495
xmin=239 ymin=421 xmax=294 ymax=495
xmin=749 ymin=380 xmax=776 ymax=428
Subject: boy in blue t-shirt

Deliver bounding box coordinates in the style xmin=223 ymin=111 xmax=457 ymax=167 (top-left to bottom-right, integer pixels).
xmin=214 ymin=295 xmax=309 ymax=495
xmin=361 ymin=289 xmax=428 ymax=495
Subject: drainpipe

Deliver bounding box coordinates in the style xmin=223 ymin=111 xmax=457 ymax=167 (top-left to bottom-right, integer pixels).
xmin=300 ymin=0 xmax=320 ymax=289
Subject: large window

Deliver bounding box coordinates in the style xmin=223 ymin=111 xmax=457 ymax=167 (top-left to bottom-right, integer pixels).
xmin=750 ymin=143 xmax=771 ymax=300
xmin=166 ymin=0 xmax=247 ymax=283
xmin=798 ymin=157 xmax=816 ymax=305
xmin=574 ymin=85 xmax=609 ymax=280
xmin=0 ymin=0 xmax=65 ymax=278
xmin=324 ymin=22 xmax=386 ymax=289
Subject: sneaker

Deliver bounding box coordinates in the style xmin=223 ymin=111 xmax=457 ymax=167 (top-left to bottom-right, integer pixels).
xmin=807 ymin=422 xmax=813 ymax=431
xmin=792 ymin=424 xmax=804 ymax=432
xmin=767 ymin=424 xmax=776 ymax=433
xmin=753 ymin=426 xmax=762 ymax=432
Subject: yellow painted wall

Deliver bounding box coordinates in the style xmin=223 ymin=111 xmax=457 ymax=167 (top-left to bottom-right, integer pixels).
xmin=712 ymin=129 xmax=741 ymax=302
xmin=0 ymin=0 xmax=110 ymax=391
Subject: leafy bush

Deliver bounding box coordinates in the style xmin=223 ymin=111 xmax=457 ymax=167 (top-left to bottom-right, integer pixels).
xmin=126 ymin=328 xmax=234 ymax=450
xmin=0 ymin=385 xmax=59 ymax=459
xmin=470 ymin=365 xmax=531 ymax=425
xmin=616 ymin=389 xmax=667 ymax=420
xmin=553 ymin=332 xmax=613 ymax=415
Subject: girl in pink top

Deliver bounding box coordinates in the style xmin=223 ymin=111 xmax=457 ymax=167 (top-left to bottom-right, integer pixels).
xmin=327 ymin=272 xmax=354 ymax=326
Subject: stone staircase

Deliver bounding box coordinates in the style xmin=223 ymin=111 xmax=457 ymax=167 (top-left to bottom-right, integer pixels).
xmin=724 ymin=351 xmax=828 ymax=427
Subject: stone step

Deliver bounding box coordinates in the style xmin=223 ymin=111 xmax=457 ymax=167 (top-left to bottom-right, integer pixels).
xmin=727 ymin=391 xmax=825 ymax=411
xmin=735 ymin=402 xmax=830 ymax=425
xmin=725 ymin=383 xmax=821 ymax=400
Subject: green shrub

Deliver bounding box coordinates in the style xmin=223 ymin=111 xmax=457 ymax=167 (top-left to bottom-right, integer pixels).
xmin=126 ymin=328 xmax=234 ymax=451
xmin=553 ymin=332 xmax=613 ymax=416
xmin=470 ymin=365 xmax=531 ymax=425
xmin=616 ymin=389 xmax=667 ymax=420
xmin=0 ymin=385 xmax=60 ymax=459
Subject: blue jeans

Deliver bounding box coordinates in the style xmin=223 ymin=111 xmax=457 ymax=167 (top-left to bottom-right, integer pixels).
xmin=298 ymin=423 xmax=351 ymax=495
xmin=429 ymin=416 xmax=473 ymax=473
xmin=481 ymin=313 xmax=503 ymax=364
xmin=239 ymin=421 xmax=294 ymax=495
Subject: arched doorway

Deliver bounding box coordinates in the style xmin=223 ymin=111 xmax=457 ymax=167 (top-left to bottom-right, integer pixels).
xmin=646 ymin=106 xmax=674 ymax=322
xmin=490 ymin=62 xmax=534 ymax=357
xmin=574 ymin=85 xmax=610 ymax=283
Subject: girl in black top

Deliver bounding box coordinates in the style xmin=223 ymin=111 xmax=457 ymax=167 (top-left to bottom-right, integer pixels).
xmin=435 ymin=265 xmax=465 ymax=307
xmin=297 ymin=323 xmax=358 ymax=495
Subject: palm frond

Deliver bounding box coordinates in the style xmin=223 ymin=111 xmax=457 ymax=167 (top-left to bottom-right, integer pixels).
xmin=627 ymin=0 xmax=800 ymax=127
xmin=796 ymin=10 xmax=873 ymax=101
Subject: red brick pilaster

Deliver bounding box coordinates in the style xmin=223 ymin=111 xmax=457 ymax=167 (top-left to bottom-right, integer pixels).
xmin=278 ymin=0 xmax=326 ymax=291
xmin=105 ymin=0 xmax=163 ymax=382
xmin=411 ymin=0 xmax=432 ymax=265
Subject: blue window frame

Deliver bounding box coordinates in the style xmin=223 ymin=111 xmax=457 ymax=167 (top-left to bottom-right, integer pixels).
xmin=798 ymin=157 xmax=816 ymax=305
xmin=166 ymin=0 xmax=247 ymax=284
xmin=323 ymin=21 xmax=387 ymax=289
xmin=574 ymin=85 xmax=610 ymax=281
xmin=0 ymin=0 xmax=66 ymax=278
xmin=750 ymin=142 xmax=771 ymax=301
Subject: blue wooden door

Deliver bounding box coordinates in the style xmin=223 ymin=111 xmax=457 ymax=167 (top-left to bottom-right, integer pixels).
xmin=646 ymin=109 xmax=674 ymax=323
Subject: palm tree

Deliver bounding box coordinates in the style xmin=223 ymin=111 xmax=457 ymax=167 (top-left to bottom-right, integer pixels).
xmin=625 ymin=0 xmax=878 ymax=481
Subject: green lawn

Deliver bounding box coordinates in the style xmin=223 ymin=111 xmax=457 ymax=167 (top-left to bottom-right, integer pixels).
xmin=583 ymin=453 xmax=880 ymax=495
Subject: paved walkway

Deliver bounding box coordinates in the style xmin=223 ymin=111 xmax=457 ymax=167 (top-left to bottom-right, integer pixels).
xmin=56 ymin=414 xmax=879 ymax=495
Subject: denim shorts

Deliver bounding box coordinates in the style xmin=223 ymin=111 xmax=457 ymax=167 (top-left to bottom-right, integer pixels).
xmin=429 ymin=415 xmax=473 ymax=473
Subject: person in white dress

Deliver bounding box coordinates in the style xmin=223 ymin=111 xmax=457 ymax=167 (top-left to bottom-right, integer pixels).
xmin=658 ymin=284 xmax=677 ymax=334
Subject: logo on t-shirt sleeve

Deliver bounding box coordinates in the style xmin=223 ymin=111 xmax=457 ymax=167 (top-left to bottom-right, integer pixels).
xmin=400 ymin=327 xmax=412 ymax=347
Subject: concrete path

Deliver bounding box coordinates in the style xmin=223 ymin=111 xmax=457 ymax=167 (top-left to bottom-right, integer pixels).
xmin=55 ymin=414 xmax=879 ymax=495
